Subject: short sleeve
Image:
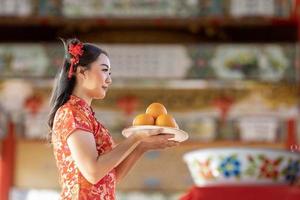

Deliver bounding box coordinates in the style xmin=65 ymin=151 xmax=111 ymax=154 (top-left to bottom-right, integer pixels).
xmin=53 ymin=106 xmax=94 ymax=141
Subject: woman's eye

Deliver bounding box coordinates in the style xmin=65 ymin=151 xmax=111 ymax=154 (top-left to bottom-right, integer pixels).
xmin=102 ymin=68 xmax=111 ymax=75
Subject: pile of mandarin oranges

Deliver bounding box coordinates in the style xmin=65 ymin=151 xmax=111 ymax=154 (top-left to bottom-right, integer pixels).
xmin=132 ymin=103 xmax=178 ymax=128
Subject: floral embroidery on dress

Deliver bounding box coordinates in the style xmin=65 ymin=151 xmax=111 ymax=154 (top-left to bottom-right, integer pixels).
xmin=52 ymin=95 xmax=116 ymax=200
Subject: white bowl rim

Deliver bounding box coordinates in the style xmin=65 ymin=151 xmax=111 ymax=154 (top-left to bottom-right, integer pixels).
xmin=183 ymin=147 xmax=300 ymax=162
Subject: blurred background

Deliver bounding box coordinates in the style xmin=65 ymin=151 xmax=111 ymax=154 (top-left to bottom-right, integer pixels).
xmin=0 ymin=0 xmax=300 ymax=200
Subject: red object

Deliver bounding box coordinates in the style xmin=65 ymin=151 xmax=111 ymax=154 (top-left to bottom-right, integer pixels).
xmin=213 ymin=96 xmax=234 ymax=124
xmin=0 ymin=120 xmax=16 ymax=200
xmin=286 ymin=118 xmax=298 ymax=151
xmin=53 ymin=95 xmax=116 ymax=199
xmin=180 ymin=185 xmax=300 ymax=200
xmin=24 ymin=95 xmax=43 ymax=115
xmin=259 ymin=157 xmax=282 ymax=179
xmin=68 ymin=42 xmax=84 ymax=79
xmin=117 ymin=95 xmax=140 ymax=115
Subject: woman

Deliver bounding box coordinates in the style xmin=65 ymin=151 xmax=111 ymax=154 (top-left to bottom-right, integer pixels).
xmin=47 ymin=38 xmax=179 ymax=200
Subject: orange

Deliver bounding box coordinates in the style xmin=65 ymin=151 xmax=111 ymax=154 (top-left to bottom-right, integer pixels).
xmin=155 ymin=114 xmax=177 ymax=128
xmin=133 ymin=113 xmax=155 ymax=126
xmin=145 ymin=103 xmax=167 ymax=119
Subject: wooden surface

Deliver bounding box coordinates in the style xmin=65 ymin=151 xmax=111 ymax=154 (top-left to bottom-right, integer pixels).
xmin=0 ymin=17 xmax=296 ymax=43
xmin=14 ymin=140 xmax=59 ymax=190
xmin=0 ymin=16 xmax=296 ymax=28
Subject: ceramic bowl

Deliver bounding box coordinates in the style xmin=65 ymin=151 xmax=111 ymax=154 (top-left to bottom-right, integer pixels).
xmin=183 ymin=147 xmax=300 ymax=186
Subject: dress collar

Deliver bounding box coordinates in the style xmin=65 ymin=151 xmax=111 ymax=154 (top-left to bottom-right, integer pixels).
xmin=69 ymin=94 xmax=95 ymax=116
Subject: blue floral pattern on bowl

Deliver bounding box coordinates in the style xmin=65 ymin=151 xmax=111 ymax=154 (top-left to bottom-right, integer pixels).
xmin=219 ymin=155 xmax=241 ymax=178
xmin=282 ymin=159 xmax=300 ymax=184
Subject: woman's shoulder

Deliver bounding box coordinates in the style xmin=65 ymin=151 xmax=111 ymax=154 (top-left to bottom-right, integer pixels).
xmin=55 ymin=102 xmax=87 ymax=121
xmin=53 ymin=103 xmax=94 ymax=137
xmin=55 ymin=103 xmax=73 ymax=117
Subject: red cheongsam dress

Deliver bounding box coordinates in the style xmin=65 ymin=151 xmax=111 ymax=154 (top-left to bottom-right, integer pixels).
xmin=52 ymin=95 xmax=116 ymax=200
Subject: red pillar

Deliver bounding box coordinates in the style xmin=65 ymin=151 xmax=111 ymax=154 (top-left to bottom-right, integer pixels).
xmin=0 ymin=119 xmax=16 ymax=200
xmin=286 ymin=118 xmax=298 ymax=151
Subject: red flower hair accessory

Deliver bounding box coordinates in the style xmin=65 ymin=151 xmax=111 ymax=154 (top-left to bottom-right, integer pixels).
xmin=68 ymin=42 xmax=84 ymax=79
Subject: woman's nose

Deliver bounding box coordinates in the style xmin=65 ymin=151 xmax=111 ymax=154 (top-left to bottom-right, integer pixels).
xmin=106 ymin=75 xmax=112 ymax=85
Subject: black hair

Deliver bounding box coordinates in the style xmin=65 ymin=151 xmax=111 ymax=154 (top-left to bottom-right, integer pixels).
xmin=47 ymin=38 xmax=108 ymax=142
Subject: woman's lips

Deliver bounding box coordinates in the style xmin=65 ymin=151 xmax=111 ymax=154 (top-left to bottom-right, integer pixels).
xmin=102 ymin=86 xmax=108 ymax=91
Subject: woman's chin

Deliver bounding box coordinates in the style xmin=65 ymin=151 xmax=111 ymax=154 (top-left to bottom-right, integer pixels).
xmin=93 ymin=93 xmax=106 ymax=100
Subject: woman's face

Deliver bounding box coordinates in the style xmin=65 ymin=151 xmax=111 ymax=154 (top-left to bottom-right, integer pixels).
xmin=81 ymin=53 xmax=112 ymax=99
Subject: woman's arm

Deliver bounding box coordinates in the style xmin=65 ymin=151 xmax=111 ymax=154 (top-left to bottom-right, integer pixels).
xmin=67 ymin=128 xmax=172 ymax=184
xmin=114 ymin=134 xmax=179 ymax=183
xmin=114 ymin=145 xmax=145 ymax=183
xmin=67 ymin=130 xmax=141 ymax=184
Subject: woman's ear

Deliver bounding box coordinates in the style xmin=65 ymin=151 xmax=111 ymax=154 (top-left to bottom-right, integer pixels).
xmin=76 ymin=66 xmax=87 ymax=79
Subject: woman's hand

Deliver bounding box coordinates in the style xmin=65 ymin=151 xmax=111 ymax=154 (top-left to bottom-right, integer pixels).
xmin=128 ymin=128 xmax=180 ymax=153
xmin=138 ymin=134 xmax=180 ymax=152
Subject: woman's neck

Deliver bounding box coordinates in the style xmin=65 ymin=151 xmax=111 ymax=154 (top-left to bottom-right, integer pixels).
xmin=72 ymin=88 xmax=92 ymax=106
